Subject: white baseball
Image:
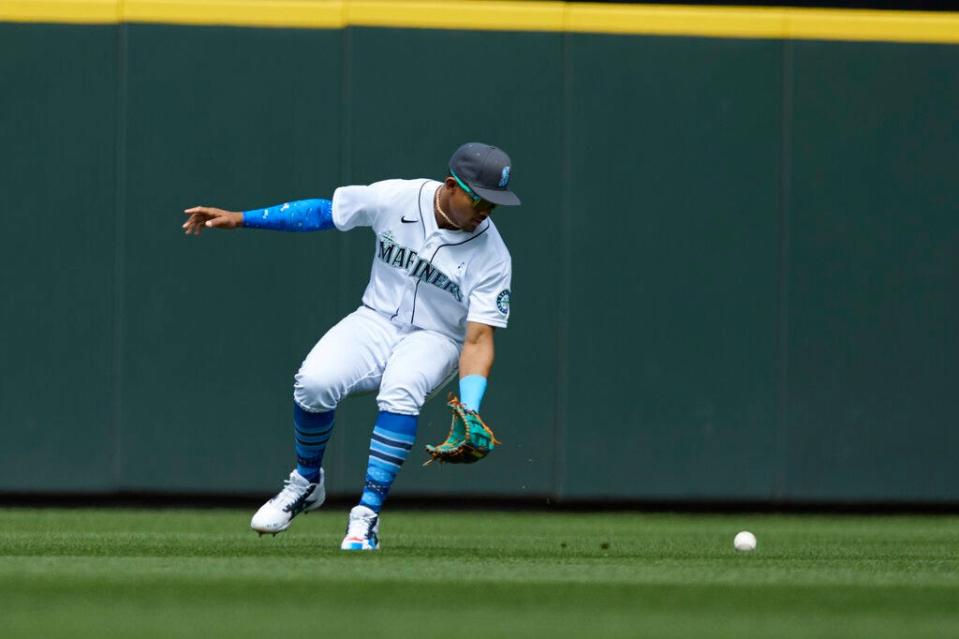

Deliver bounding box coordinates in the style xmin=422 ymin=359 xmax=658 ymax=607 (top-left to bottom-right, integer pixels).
xmin=734 ymin=530 xmax=757 ymax=552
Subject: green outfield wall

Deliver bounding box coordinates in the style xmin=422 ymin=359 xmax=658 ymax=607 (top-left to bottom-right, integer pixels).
xmin=1 ymin=7 xmax=957 ymax=503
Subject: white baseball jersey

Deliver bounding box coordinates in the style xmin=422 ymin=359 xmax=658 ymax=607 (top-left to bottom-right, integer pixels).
xmin=331 ymin=179 xmax=512 ymax=343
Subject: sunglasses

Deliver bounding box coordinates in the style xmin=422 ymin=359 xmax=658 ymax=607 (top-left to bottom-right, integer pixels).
xmin=450 ymin=169 xmax=496 ymax=211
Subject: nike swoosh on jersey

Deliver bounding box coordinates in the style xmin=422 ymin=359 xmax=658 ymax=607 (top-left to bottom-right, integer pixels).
xmin=401 ymin=217 xmax=418 ymax=223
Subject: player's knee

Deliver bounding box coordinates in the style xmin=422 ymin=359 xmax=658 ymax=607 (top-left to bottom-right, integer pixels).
xmin=293 ymin=368 xmax=341 ymax=413
xmin=376 ymin=386 xmax=422 ymax=416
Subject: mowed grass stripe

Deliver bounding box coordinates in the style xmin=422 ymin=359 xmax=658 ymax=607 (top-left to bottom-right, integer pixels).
xmin=2 ymin=553 xmax=958 ymax=588
xmin=1 ymin=509 xmax=958 ymax=639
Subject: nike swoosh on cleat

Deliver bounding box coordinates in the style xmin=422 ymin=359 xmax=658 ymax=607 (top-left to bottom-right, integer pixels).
xmin=401 ymin=217 xmax=418 ymax=223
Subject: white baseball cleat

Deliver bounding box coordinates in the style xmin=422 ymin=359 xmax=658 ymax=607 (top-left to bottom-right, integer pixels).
xmin=340 ymin=505 xmax=380 ymax=551
xmin=250 ymin=469 xmax=325 ymax=536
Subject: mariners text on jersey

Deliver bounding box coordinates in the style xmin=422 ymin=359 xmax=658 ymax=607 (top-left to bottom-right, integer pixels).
xmin=376 ymin=232 xmax=464 ymax=303
xmin=331 ymin=178 xmax=512 ymax=343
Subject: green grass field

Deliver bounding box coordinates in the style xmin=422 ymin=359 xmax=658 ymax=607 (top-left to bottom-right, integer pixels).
xmin=1 ymin=508 xmax=957 ymax=638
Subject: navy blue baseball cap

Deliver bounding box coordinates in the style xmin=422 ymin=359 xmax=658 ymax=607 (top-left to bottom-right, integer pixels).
xmin=448 ymin=142 xmax=521 ymax=207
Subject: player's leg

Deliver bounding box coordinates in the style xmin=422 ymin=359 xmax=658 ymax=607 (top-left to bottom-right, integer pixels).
xmin=289 ymin=308 xmax=394 ymax=481
xmin=252 ymin=307 xmax=396 ymax=535
xmin=341 ymin=329 xmax=460 ymax=550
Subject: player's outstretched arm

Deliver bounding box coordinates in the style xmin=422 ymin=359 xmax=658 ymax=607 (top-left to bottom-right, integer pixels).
xmin=182 ymin=206 xmax=243 ymax=235
xmin=183 ymin=199 xmax=335 ymax=236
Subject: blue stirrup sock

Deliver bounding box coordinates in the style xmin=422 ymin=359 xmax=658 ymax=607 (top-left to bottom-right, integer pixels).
xmin=359 ymin=411 xmax=418 ymax=513
xmin=293 ymin=403 xmax=335 ymax=483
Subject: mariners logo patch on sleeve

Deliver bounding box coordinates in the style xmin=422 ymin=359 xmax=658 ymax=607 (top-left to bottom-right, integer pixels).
xmin=496 ymin=289 xmax=511 ymax=315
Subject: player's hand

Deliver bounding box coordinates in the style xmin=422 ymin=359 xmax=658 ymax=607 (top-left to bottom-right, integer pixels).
xmin=182 ymin=206 xmax=243 ymax=236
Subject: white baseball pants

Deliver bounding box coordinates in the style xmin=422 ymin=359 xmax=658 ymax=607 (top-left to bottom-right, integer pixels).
xmin=293 ymin=306 xmax=461 ymax=415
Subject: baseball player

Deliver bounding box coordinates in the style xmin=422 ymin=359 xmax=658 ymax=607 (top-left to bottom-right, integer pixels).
xmin=182 ymin=142 xmax=519 ymax=550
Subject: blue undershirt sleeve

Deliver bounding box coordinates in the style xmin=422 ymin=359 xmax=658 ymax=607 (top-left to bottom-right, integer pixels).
xmin=458 ymin=375 xmax=488 ymax=412
xmin=242 ymin=199 xmax=334 ymax=232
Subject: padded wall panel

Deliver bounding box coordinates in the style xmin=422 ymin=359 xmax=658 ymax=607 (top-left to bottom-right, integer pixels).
xmin=0 ymin=25 xmax=118 ymax=491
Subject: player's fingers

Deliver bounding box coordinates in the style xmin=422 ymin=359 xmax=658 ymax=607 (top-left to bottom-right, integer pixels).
xmin=187 ymin=217 xmax=204 ymax=234
xmin=206 ymin=215 xmax=231 ymax=228
xmin=184 ymin=206 xmax=207 ymax=214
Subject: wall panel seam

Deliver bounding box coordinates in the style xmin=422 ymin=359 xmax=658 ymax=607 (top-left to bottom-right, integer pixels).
xmin=110 ymin=23 xmax=129 ymax=491
xmin=553 ymin=30 xmax=572 ymax=502
xmin=775 ymin=39 xmax=794 ymax=501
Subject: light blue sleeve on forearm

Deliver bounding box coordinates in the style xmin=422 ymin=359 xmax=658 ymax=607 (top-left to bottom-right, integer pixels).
xmin=242 ymin=199 xmax=334 ymax=232
xmin=459 ymin=375 xmax=488 ymax=412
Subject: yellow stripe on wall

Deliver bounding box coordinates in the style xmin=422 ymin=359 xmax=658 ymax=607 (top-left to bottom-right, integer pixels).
xmin=1 ymin=0 xmax=120 ymax=24
xmin=565 ymin=4 xmax=789 ymax=39
xmin=785 ymin=8 xmax=959 ymax=44
xmin=2 ymin=0 xmax=959 ymax=45
xmin=346 ymin=1 xmax=566 ymax=32
xmin=123 ymin=1 xmax=344 ymax=28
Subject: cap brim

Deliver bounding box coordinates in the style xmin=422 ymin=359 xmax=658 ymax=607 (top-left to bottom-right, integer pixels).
xmin=470 ymin=184 xmax=521 ymax=206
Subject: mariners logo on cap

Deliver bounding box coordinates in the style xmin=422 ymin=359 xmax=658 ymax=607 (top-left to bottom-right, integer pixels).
xmin=496 ymin=289 xmax=511 ymax=315
xmin=498 ymin=167 xmax=510 ymax=188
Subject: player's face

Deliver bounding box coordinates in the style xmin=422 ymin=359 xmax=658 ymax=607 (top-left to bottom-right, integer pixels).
xmin=446 ymin=177 xmax=496 ymax=232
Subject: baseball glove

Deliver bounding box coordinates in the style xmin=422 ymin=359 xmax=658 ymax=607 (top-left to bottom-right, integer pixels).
xmin=424 ymin=393 xmax=501 ymax=465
